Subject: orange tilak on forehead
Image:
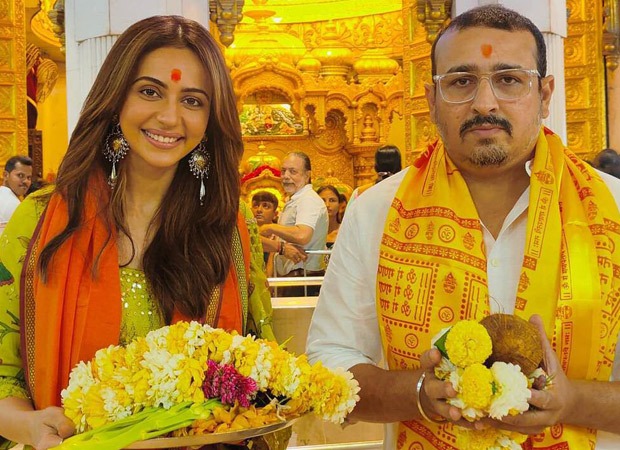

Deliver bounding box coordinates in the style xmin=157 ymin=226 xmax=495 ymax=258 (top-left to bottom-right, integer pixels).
xmin=170 ymin=68 xmax=182 ymax=82
xmin=481 ymin=44 xmax=493 ymax=58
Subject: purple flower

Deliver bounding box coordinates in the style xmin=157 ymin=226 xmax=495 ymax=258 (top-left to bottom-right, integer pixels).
xmin=202 ymin=360 xmax=258 ymax=407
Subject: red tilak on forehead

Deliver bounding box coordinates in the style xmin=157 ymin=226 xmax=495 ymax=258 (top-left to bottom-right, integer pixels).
xmin=481 ymin=44 xmax=493 ymax=58
xmin=171 ymin=68 xmax=182 ymax=82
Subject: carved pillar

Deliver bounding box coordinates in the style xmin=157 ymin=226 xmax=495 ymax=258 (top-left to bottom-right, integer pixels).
xmin=403 ymin=0 xmax=439 ymax=163
xmin=0 ymin=0 xmax=27 ymax=168
xmin=64 ymin=0 xmax=211 ymax=133
xmin=564 ymin=0 xmax=606 ymax=157
xmin=604 ymin=0 xmax=620 ymax=151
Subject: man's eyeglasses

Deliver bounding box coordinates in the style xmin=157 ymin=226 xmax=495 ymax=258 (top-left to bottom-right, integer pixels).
xmin=432 ymin=68 xmax=540 ymax=104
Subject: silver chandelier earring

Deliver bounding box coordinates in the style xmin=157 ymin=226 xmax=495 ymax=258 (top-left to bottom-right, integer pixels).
xmin=188 ymin=139 xmax=211 ymax=205
xmin=103 ymin=122 xmax=129 ymax=188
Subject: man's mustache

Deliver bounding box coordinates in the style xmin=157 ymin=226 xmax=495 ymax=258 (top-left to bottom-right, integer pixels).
xmin=459 ymin=115 xmax=513 ymax=138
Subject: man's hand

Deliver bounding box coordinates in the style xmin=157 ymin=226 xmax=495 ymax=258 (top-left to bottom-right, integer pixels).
xmin=479 ymin=314 xmax=576 ymax=435
xmin=259 ymin=224 xmax=275 ymax=238
xmin=282 ymin=243 xmax=308 ymax=265
xmin=418 ymin=348 xmax=463 ymax=422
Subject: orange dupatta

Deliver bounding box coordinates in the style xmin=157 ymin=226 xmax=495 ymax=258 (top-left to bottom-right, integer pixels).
xmin=21 ymin=176 xmax=250 ymax=409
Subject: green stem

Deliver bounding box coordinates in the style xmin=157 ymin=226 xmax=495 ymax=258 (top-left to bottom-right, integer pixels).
xmin=55 ymin=400 xmax=220 ymax=450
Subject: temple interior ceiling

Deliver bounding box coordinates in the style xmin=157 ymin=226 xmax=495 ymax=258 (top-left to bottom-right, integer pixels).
xmin=240 ymin=0 xmax=402 ymax=24
xmin=16 ymin=0 xmax=611 ymax=187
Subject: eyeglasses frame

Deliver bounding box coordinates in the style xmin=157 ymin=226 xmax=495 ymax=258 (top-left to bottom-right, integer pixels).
xmin=432 ymin=68 xmax=541 ymax=104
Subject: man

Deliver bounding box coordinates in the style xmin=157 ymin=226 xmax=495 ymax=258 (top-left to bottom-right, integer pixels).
xmin=0 ymin=156 xmax=33 ymax=223
xmin=260 ymin=151 xmax=328 ymax=296
xmin=307 ymin=5 xmax=620 ymax=450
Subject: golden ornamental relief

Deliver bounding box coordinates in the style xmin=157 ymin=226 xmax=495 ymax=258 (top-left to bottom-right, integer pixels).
xmin=564 ymin=77 xmax=588 ymax=106
xmin=283 ymin=12 xmax=403 ymax=59
xmin=0 ymin=0 xmax=12 ymax=22
xmin=323 ymin=103 xmax=352 ymax=144
xmin=567 ymin=0 xmax=584 ymax=21
xmin=0 ymin=132 xmax=14 ymax=161
xmin=313 ymin=110 xmax=348 ymax=153
xmin=411 ymin=57 xmax=431 ymax=98
xmin=414 ymin=115 xmax=436 ymax=147
xmin=563 ymin=32 xmax=586 ymax=66
xmin=566 ymin=121 xmax=588 ymax=151
xmin=0 ymin=85 xmax=13 ymax=115
xmin=0 ymin=39 xmax=12 ymax=69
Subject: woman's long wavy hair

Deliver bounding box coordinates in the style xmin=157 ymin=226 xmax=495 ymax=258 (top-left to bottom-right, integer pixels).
xmin=38 ymin=16 xmax=243 ymax=322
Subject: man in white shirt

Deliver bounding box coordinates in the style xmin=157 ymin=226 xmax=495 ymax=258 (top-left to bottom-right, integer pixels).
xmin=0 ymin=156 xmax=33 ymax=224
xmin=260 ymin=152 xmax=328 ymax=296
xmin=307 ymin=5 xmax=620 ymax=450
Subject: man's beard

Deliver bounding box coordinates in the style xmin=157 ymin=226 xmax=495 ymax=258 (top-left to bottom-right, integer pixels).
xmin=468 ymin=139 xmax=508 ymax=167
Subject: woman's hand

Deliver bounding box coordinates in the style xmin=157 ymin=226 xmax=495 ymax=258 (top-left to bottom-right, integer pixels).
xmin=1 ymin=398 xmax=73 ymax=449
xmin=25 ymin=406 xmax=75 ymax=450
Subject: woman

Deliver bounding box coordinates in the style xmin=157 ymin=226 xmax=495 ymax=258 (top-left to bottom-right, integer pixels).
xmin=0 ymin=16 xmax=275 ymax=449
xmin=317 ymin=185 xmax=342 ymax=247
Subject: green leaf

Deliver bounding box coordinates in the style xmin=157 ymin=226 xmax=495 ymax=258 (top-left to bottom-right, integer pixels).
xmin=434 ymin=329 xmax=450 ymax=359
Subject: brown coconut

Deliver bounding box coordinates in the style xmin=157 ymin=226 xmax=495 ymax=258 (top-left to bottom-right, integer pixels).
xmin=479 ymin=314 xmax=543 ymax=375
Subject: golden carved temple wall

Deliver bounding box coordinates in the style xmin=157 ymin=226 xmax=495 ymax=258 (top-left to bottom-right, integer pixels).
xmin=231 ymin=11 xmax=405 ymax=190
xmin=565 ymin=0 xmax=606 ymax=158
xmin=0 ymin=0 xmax=27 ymax=168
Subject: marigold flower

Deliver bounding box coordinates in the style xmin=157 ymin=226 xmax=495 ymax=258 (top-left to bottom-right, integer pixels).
xmin=445 ymin=320 xmax=492 ymax=367
xmin=459 ymin=363 xmax=494 ymax=410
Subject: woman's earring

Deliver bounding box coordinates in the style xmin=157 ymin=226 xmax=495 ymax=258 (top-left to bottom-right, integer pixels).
xmin=188 ymin=139 xmax=211 ymax=205
xmin=103 ymin=123 xmax=129 ymax=188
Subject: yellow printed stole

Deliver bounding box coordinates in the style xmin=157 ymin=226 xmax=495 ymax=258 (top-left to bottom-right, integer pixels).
xmin=377 ymin=128 xmax=620 ymax=450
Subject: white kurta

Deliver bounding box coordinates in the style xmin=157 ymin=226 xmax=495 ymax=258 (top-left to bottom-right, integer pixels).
xmin=0 ymin=186 xmax=20 ymax=224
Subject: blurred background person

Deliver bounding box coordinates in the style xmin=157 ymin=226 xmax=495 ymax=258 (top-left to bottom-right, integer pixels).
xmin=349 ymin=144 xmax=402 ymax=206
xmin=591 ymin=148 xmax=620 ymax=179
xmin=251 ymin=190 xmax=279 ymax=276
xmin=0 ymin=155 xmax=33 ymax=225
xmin=317 ymin=185 xmax=342 ymax=248
xmin=260 ymin=151 xmax=328 ymax=296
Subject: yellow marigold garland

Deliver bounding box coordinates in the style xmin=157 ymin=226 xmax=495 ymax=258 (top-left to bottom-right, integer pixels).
xmin=61 ymin=321 xmax=360 ymax=437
